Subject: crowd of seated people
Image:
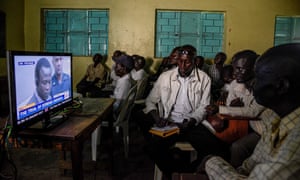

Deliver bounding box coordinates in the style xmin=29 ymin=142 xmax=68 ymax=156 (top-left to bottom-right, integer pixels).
xmin=76 ymin=50 xmax=149 ymax=116
xmin=205 ymin=50 xmax=266 ymax=169
xmin=76 ymin=43 xmax=300 ymax=180
xmin=136 ymin=44 xmax=299 ymax=179
xmin=198 ymin=43 xmax=300 ymax=179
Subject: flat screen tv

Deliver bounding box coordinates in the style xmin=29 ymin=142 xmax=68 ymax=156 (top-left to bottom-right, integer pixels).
xmin=6 ymin=50 xmax=73 ymax=132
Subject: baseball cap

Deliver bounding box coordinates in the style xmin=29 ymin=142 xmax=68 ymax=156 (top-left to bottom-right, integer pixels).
xmin=114 ymin=54 xmax=134 ymax=70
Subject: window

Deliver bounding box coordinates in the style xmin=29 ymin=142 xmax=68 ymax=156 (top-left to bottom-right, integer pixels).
xmin=43 ymin=9 xmax=109 ymax=56
xmin=274 ymin=16 xmax=300 ymax=46
xmin=155 ymin=10 xmax=224 ymax=58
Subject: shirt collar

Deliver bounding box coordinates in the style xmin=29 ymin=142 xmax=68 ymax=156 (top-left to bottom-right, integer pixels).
xmin=172 ymin=67 xmax=196 ymax=81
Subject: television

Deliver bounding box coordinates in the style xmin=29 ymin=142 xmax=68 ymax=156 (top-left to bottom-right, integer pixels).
xmin=6 ymin=50 xmax=73 ymax=132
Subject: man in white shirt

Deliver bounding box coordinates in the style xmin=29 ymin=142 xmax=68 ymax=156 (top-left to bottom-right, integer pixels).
xmin=139 ymin=45 xmax=230 ymax=178
xmin=206 ymin=50 xmax=265 ymax=168
xmin=111 ymin=54 xmax=134 ymax=115
xmin=130 ymin=54 xmax=148 ymax=81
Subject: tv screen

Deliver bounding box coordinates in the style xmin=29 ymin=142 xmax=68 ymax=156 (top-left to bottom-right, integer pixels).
xmin=7 ymin=50 xmax=73 ymax=131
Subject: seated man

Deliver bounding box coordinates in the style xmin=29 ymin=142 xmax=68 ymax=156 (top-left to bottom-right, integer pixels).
xmin=208 ymin=52 xmax=227 ymax=102
xmin=130 ymin=54 xmax=148 ymax=81
xmin=148 ymin=46 xmax=181 ymax=82
xmin=201 ymin=43 xmax=300 ymax=179
xmin=195 ymin=55 xmax=210 ymax=74
xmin=76 ymin=53 xmax=107 ymax=97
xmin=109 ymin=50 xmax=126 ymax=87
xmin=138 ymin=45 xmax=230 ymax=178
xmin=206 ymin=50 xmax=265 ymax=167
xmin=111 ymin=54 xmax=134 ymax=116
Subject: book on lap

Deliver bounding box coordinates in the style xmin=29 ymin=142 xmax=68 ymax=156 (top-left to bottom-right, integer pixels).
xmin=149 ymin=125 xmax=180 ymax=138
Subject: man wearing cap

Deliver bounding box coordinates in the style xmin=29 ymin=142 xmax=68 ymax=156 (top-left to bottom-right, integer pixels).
xmin=110 ymin=50 xmax=125 ymax=87
xmin=111 ymin=54 xmax=134 ymax=115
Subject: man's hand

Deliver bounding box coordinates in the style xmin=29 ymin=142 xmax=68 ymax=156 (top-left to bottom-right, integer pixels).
xmin=92 ymin=77 xmax=100 ymax=85
xmin=230 ymin=97 xmax=244 ymax=107
xmin=179 ymin=118 xmax=196 ymax=134
xmin=149 ymin=110 xmax=168 ymax=127
xmin=205 ymin=105 xmax=219 ymax=115
xmin=207 ymin=115 xmax=228 ymax=132
xmin=156 ymin=119 xmax=168 ymax=127
xmin=216 ymin=91 xmax=228 ymax=105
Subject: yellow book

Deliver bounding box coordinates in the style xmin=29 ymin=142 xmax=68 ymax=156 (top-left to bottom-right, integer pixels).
xmin=149 ymin=125 xmax=180 ymax=138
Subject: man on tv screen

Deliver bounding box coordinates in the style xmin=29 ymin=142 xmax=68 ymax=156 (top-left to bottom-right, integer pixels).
xmin=23 ymin=58 xmax=53 ymax=106
xmin=51 ymin=56 xmax=71 ymax=98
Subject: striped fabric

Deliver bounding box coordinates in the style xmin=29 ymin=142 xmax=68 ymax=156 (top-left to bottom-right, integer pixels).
xmin=205 ymin=107 xmax=300 ymax=179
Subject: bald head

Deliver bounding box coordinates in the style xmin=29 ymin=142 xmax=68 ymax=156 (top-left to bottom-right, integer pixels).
xmin=253 ymin=43 xmax=300 ymax=117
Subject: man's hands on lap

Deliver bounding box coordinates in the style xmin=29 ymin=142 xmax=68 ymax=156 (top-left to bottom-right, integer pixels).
xmin=207 ymin=115 xmax=228 ymax=132
xmin=205 ymin=105 xmax=219 ymax=115
xmin=178 ymin=118 xmax=196 ymax=134
xmin=149 ymin=110 xmax=169 ymax=127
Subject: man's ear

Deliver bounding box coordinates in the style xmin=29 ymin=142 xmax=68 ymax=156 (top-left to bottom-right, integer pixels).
xmin=276 ymin=78 xmax=290 ymax=95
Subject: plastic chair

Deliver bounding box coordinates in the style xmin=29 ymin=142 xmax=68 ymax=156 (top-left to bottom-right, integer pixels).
xmin=91 ymin=84 xmax=138 ymax=160
xmin=135 ymin=76 xmax=148 ymax=101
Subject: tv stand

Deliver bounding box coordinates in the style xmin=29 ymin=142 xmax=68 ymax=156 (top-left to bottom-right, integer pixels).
xmin=17 ymin=98 xmax=114 ymax=180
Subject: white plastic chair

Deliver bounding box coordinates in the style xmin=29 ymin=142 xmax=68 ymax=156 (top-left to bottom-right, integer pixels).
xmin=91 ymin=84 xmax=138 ymax=160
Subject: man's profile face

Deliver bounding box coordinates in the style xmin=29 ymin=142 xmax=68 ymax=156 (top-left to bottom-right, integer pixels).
xmin=53 ymin=57 xmax=63 ymax=75
xmin=253 ymin=60 xmax=278 ymax=107
xmin=169 ymin=51 xmax=179 ymax=66
xmin=195 ymin=57 xmax=204 ymax=69
xmin=177 ymin=53 xmax=194 ymax=77
xmin=134 ymin=59 xmax=143 ymax=71
xmin=214 ymin=54 xmax=225 ymax=65
xmin=37 ymin=66 xmax=52 ymax=100
xmin=115 ymin=63 xmax=126 ymax=77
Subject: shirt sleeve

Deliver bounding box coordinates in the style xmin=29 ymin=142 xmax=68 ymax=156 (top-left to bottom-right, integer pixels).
xmin=112 ymin=77 xmax=131 ymax=111
xmin=219 ymin=99 xmax=265 ymax=118
xmin=205 ymin=156 xmax=247 ymax=180
xmin=206 ymin=156 xmax=300 ymax=180
xmin=113 ymin=79 xmax=131 ymax=100
xmin=188 ymin=73 xmax=211 ymax=123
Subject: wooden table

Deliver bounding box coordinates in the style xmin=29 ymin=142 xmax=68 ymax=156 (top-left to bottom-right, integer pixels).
xmin=17 ymin=98 xmax=114 ymax=180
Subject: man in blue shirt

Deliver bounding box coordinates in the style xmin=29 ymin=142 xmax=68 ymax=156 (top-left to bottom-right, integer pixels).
xmin=51 ymin=56 xmax=71 ymax=99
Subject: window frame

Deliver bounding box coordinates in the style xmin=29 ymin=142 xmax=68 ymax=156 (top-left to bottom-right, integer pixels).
xmin=41 ymin=9 xmax=109 ymax=56
xmin=155 ymin=10 xmax=225 ymax=59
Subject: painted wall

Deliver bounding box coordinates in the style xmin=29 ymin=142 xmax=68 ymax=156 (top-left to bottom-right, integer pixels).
xmin=0 ymin=0 xmax=24 ymax=76
xmin=1 ymin=0 xmax=300 ymax=89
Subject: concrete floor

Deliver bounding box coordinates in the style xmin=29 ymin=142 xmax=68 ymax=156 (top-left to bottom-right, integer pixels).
xmin=1 ymin=126 xmax=155 ymax=180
